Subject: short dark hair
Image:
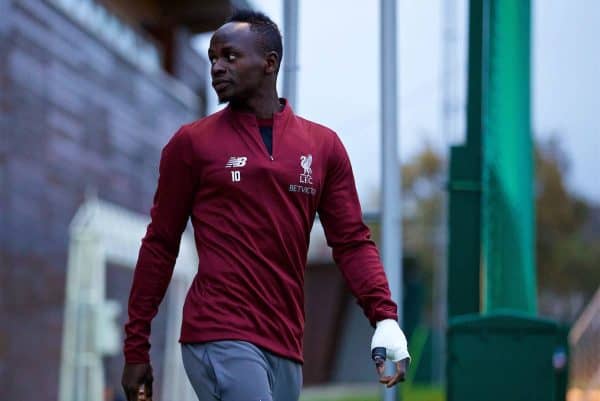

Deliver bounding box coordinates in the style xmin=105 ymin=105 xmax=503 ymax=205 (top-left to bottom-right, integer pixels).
xmin=226 ymin=10 xmax=283 ymax=70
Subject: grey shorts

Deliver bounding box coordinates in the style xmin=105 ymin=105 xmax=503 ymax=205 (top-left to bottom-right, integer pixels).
xmin=181 ymin=341 xmax=302 ymax=401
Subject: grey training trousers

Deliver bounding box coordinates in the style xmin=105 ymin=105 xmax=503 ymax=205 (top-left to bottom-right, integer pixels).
xmin=181 ymin=341 xmax=302 ymax=401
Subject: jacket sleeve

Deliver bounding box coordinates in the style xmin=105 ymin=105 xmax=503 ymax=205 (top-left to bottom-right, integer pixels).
xmin=317 ymin=133 xmax=398 ymax=326
xmin=123 ymin=127 xmax=197 ymax=363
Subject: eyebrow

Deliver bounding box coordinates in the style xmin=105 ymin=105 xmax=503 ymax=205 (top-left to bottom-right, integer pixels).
xmin=209 ymin=43 xmax=241 ymax=53
xmin=223 ymin=44 xmax=240 ymax=53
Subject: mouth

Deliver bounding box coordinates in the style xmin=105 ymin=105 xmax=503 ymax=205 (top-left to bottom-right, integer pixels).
xmin=212 ymin=80 xmax=232 ymax=92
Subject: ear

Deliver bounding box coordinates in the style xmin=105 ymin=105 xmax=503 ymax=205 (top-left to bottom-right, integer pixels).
xmin=264 ymin=51 xmax=280 ymax=75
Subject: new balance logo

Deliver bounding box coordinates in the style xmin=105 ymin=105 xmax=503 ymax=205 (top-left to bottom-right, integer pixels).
xmin=225 ymin=156 xmax=247 ymax=168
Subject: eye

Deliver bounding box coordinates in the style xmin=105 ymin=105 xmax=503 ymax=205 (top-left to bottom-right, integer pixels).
xmin=209 ymin=56 xmax=217 ymax=65
xmin=227 ymin=53 xmax=237 ymax=62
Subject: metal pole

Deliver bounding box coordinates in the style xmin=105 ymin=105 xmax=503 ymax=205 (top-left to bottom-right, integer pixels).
xmin=435 ymin=0 xmax=457 ymax=384
xmin=282 ymin=0 xmax=299 ymax=107
xmin=381 ymin=1 xmax=402 ymax=400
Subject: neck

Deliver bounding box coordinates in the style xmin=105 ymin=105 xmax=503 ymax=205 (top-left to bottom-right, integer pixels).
xmin=229 ymin=87 xmax=282 ymax=119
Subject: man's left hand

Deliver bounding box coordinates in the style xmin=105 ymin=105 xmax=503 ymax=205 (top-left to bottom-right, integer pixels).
xmin=375 ymin=357 xmax=409 ymax=387
xmin=371 ymin=319 xmax=411 ymax=387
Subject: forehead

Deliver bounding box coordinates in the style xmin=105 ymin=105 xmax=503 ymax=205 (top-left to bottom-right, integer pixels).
xmin=209 ymin=22 xmax=261 ymax=52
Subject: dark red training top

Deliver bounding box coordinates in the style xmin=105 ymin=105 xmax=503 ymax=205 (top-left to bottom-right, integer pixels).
xmin=124 ymin=101 xmax=397 ymax=364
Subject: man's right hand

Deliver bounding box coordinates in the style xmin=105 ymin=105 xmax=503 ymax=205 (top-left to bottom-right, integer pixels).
xmin=122 ymin=363 xmax=153 ymax=401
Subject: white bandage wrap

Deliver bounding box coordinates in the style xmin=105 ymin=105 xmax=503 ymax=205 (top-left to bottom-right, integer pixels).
xmin=370 ymin=319 xmax=411 ymax=363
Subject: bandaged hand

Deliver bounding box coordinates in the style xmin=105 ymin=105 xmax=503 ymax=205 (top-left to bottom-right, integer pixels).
xmin=370 ymin=319 xmax=411 ymax=362
xmin=370 ymin=319 xmax=411 ymax=387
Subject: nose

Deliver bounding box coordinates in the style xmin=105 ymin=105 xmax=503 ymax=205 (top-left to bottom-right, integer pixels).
xmin=211 ymin=58 xmax=226 ymax=77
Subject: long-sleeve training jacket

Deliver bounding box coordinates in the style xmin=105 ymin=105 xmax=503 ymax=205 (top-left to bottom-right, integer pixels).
xmin=123 ymin=100 xmax=398 ymax=364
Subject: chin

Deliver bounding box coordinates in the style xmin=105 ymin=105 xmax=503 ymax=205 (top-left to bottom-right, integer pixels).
xmin=216 ymin=93 xmax=233 ymax=104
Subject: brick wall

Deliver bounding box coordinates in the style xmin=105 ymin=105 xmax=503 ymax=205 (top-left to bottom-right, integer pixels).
xmin=0 ymin=1 xmax=202 ymax=400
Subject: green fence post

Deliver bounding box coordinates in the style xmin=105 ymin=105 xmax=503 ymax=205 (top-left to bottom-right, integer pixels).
xmin=447 ymin=0 xmax=485 ymax=320
xmin=482 ymin=0 xmax=537 ymax=314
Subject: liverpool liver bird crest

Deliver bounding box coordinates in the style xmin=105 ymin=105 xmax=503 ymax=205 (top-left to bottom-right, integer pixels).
xmin=300 ymin=154 xmax=313 ymax=176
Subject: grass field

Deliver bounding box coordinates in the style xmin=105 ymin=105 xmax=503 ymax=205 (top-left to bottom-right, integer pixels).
xmin=300 ymin=384 xmax=445 ymax=401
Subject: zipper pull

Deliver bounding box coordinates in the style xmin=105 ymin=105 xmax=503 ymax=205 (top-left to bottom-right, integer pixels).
xmin=270 ymin=155 xmax=274 ymax=161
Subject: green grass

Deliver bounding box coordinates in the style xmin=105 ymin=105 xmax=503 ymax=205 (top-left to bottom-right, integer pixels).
xmin=300 ymin=385 xmax=445 ymax=401
xmin=403 ymin=385 xmax=445 ymax=401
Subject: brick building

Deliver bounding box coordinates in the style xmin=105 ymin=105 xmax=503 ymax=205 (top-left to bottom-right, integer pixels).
xmin=0 ymin=1 xmax=245 ymax=399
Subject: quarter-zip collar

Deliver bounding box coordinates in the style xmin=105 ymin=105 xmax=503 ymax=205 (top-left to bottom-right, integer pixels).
xmin=225 ymin=99 xmax=294 ymax=160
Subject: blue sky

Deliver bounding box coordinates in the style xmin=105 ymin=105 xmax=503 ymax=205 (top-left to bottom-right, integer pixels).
xmin=195 ymin=0 xmax=599 ymax=207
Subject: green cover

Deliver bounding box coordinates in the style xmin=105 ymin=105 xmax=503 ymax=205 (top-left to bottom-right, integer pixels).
xmin=447 ymin=313 xmax=568 ymax=401
xmin=481 ymin=0 xmax=537 ymax=314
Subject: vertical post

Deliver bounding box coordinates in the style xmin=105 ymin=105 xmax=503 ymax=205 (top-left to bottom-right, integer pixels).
xmin=380 ymin=1 xmax=402 ymax=400
xmin=282 ymin=0 xmax=299 ymax=107
xmin=436 ymin=0 xmax=458 ymax=384
xmin=447 ymin=0 xmax=485 ymax=320
xmin=482 ymin=0 xmax=536 ymax=314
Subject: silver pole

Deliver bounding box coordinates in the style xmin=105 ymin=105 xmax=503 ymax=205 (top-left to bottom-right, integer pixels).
xmin=282 ymin=0 xmax=299 ymax=107
xmin=380 ymin=1 xmax=402 ymax=401
xmin=434 ymin=0 xmax=457 ymax=385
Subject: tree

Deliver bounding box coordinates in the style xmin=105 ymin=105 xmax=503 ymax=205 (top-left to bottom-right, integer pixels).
xmin=401 ymin=143 xmax=445 ymax=309
xmin=395 ymin=138 xmax=600 ymax=318
xmin=535 ymin=138 xmax=600 ymax=299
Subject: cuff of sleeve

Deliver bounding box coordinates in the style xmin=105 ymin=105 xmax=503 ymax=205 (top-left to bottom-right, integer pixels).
xmin=369 ymin=310 xmax=398 ymax=328
xmin=124 ymin=349 xmax=150 ymax=364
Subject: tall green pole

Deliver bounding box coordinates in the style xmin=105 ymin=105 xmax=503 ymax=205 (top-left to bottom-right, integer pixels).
xmin=448 ymin=0 xmax=536 ymax=317
xmin=447 ymin=0 xmax=485 ymax=319
xmin=482 ymin=0 xmax=537 ymax=314
xmin=446 ymin=3 xmax=556 ymax=399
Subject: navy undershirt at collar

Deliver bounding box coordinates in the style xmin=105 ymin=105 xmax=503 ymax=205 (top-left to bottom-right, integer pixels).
xmin=257 ymin=118 xmax=273 ymax=156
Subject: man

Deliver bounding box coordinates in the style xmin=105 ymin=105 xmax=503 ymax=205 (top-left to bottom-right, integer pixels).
xmin=122 ymin=10 xmax=410 ymax=401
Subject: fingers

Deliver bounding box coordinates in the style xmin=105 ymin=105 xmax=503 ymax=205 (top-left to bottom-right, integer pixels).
xmin=143 ymin=382 xmax=153 ymax=401
xmin=137 ymin=382 xmax=153 ymax=401
xmin=123 ymin=384 xmax=146 ymax=401
xmin=122 ymin=379 xmax=152 ymax=401
xmin=144 ymin=377 xmax=153 ymax=398
xmin=137 ymin=385 xmax=147 ymax=401
xmin=397 ymin=358 xmax=408 ymax=379
xmin=375 ymin=360 xmax=386 ymax=378
xmin=124 ymin=387 xmax=139 ymax=401
xmin=122 ymin=363 xmax=154 ymax=401
xmin=377 ymin=359 xmax=408 ymax=388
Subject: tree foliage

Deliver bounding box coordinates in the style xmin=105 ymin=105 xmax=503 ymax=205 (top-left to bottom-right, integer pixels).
xmin=535 ymin=138 xmax=600 ymax=297
xmin=399 ymin=138 xmax=599 ymax=312
xmin=401 ymin=144 xmax=445 ymax=312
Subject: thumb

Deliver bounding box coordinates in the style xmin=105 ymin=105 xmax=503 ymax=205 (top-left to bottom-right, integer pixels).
xmin=144 ymin=382 xmax=153 ymax=401
xmin=137 ymin=383 xmax=153 ymax=401
xmin=144 ymin=370 xmax=154 ymax=398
